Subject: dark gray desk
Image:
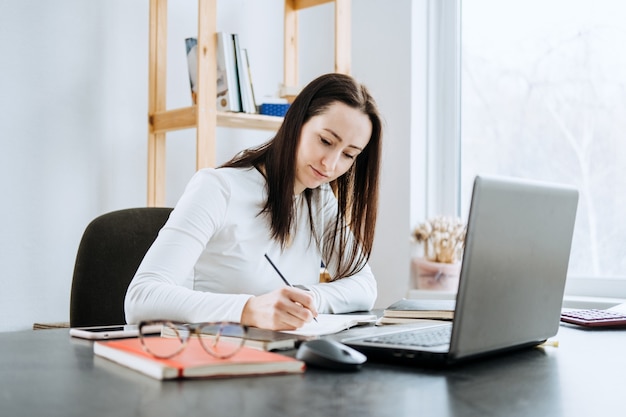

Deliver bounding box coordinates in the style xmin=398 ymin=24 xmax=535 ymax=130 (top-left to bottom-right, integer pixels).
xmin=1 ymin=324 xmax=624 ymax=417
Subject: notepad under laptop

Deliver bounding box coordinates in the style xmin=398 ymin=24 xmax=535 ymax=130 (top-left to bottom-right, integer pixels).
xmin=343 ymin=175 xmax=579 ymax=365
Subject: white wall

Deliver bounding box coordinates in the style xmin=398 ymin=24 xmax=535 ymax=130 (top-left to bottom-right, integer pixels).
xmin=0 ymin=0 xmax=416 ymax=332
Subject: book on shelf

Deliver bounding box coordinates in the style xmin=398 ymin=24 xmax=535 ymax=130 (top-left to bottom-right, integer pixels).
xmin=242 ymin=48 xmax=257 ymax=112
xmin=232 ymin=33 xmax=256 ymax=114
xmin=185 ymin=34 xmax=241 ymax=112
xmin=382 ymin=298 xmax=456 ymax=321
xmin=161 ymin=325 xmax=299 ymax=352
xmin=217 ymin=32 xmax=242 ymax=112
xmin=184 ymin=37 xmax=199 ymax=105
xmin=94 ymin=337 xmax=305 ymax=380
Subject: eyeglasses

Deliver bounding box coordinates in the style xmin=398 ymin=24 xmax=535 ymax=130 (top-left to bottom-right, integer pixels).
xmin=138 ymin=320 xmax=248 ymax=359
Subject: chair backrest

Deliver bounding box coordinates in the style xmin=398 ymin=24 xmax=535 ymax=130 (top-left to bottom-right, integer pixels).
xmin=69 ymin=207 xmax=173 ymax=327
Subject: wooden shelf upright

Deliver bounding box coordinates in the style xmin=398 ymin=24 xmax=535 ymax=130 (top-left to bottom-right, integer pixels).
xmin=146 ymin=0 xmax=351 ymax=206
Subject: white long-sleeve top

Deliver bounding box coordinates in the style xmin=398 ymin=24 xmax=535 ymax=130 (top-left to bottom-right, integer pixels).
xmin=124 ymin=167 xmax=377 ymax=324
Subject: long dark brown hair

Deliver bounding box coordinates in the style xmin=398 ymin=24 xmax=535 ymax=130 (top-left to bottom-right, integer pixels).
xmin=221 ymin=73 xmax=382 ymax=280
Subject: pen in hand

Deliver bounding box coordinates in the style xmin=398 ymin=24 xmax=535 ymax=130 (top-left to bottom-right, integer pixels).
xmin=264 ymin=253 xmax=318 ymax=323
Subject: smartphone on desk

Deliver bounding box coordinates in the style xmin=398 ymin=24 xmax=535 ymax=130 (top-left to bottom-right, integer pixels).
xmin=69 ymin=324 xmax=161 ymax=340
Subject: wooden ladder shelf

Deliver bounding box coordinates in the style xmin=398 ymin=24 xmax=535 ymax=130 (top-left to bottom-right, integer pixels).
xmin=146 ymin=0 xmax=350 ymax=206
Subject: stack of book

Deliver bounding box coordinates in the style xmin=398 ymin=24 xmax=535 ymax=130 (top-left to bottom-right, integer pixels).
xmin=185 ymin=32 xmax=257 ymax=114
xmin=94 ymin=337 xmax=305 ymax=380
xmin=378 ymin=298 xmax=456 ymax=325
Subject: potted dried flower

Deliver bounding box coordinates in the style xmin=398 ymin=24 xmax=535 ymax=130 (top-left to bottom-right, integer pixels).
xmin=411 ymin=216 xmax=466 ymax=291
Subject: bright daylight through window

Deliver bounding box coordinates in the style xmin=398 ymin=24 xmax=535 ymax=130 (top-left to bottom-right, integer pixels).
xmin=461 ymin=0 xmax=626 ymax=279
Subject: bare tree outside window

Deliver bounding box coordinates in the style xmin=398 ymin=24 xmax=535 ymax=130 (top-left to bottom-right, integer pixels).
xmin=461 ymin=0 xmax=626 ymax=277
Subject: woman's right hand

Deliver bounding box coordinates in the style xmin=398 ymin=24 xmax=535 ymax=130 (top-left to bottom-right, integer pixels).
xmin=240 ymin=287 xmax=318 ymax=330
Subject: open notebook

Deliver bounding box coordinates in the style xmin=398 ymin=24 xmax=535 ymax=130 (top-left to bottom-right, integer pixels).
xmin=282 ymin=314 xmax=377 ymax=337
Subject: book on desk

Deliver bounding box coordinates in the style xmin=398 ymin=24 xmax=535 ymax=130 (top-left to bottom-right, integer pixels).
xmin=378 ymin=299 xmax=455 ymax=325
xmin=94 ymin=337 xmax=305 ymax=380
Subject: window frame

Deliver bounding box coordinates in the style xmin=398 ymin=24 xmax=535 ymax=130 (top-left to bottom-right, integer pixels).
xmin=424 ymin=0 xmax=626 ymax=306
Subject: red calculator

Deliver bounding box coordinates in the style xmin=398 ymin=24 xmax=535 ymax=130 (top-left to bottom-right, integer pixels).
xmin=560 ymin=309 xmax=626 ymax=327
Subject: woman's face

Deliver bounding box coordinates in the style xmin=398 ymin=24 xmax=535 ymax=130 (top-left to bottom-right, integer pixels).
xmin=294 ymin=101 xmax=372 ymax=194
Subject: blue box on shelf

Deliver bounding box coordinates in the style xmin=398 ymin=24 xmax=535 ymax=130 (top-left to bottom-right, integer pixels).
xmin=260 ymin=103 xmax=290 ymax=117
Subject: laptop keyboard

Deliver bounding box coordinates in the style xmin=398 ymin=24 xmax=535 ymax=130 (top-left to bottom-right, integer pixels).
xmin=363 ymin=326 xmax=452 ymax=348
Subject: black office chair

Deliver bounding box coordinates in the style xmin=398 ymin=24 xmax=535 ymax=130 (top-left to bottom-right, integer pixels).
xmin=69 ymin=207 xmax=173 ymax=328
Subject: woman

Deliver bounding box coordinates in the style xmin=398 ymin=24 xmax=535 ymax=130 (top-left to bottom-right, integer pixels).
xmin=125 ymin=73 xmax=383 ymax=331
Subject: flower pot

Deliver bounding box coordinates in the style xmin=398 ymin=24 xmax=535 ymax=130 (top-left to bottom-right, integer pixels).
xmin=411 ymin=257 xmax=461 ymax=291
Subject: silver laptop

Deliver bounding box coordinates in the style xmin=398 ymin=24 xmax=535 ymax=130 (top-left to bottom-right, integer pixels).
xmin=343 ymin=175 xmax=579 ymax=365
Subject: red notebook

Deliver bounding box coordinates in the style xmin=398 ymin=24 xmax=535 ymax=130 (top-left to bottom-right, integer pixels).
xmin=94 ymin=337 xmax=305 ymax=380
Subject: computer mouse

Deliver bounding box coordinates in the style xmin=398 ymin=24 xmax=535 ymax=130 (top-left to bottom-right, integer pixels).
xmin=296 ymin=339 xmax=367 ymax=371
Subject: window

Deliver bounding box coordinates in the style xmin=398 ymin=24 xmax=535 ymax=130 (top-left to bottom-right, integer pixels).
xmin=461 ymin=0 xmax=626 ymax=282
xmin=426 ymin=0 xmax=626 ymax=299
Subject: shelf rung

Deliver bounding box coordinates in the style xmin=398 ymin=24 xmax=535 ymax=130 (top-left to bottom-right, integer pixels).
xmin=217 ymin=112 xmax=283 ymax=131
xmin=150 ymin=107 xmax=283 ymax=133
xmin=150 ymin=106 xmax=196 ymax=133
xmin=294 ymin=0 xmax=334 ymax=10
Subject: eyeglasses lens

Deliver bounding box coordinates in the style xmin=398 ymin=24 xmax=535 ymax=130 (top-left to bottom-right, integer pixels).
xmin=198 ymin=323 xmax=246 ymax=358
xmin=141 ymin=322 xmax=189 ymax=358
